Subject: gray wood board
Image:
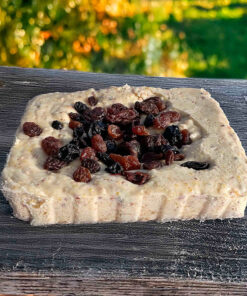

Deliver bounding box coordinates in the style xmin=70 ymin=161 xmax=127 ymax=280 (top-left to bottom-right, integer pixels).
xmin=0 ymin=66 xmax=247 ymax=283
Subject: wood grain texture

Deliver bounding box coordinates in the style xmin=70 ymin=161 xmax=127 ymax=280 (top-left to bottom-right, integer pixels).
xmin=0 ymin=66 xmax=247 ymax=294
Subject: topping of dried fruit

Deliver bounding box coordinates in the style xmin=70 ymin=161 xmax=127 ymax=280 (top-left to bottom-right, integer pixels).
xmin=174 ymin=153 xmax=185 ymax=161
xmin=163 ymin=125 xmax=182 ymax=147
xmin=69 ymin=120 xmax=82 ymax=129
xmin=144 ymin=114 xmax=155 ymax=127
xmin=141 ymin=152 xmax=163 ymax=163
xmin=181 ymin=161 xmax=210 ymax=170
xmin=51 ymin=120 xmax=63 ymax=130
xmin=91 ymin=134 xmax=107 ymax=152
xmin=41 ymin=136 xmax=61 ymax=156
xmin=135 ymin=100 xmax=159 ymax=115
xmin=88 ymin=96 xmax=98 ymax=106
xmin=132 ymin=125 xmax=149 ymax=136
xmin=118 ymin=140 xmax=140 ymax=157
xmin=58 ymin=143 xmax=80 ymax=163
xmin=74 ymin=101 xmax=89 ymax=114
xmin=80 ymin=147 xmax=97 ymax=161
xmin=143 ymin=160 xmax=163 ymax=170
xmin=181 ymin=129 xmax=192 ymax=145
xmin=44 ymin=157 xmax=66 ymax=171
xmin=144 ymin=97 xmax=166 ymax=111
xmin=106 ymin=104 xmax=138 ymax=125
xmin=23 ymin=122 xmax=42 ymax=137
xmin=81 ymin=158 xmax=100 ymax=173
xmin=110 ymin=154 xmax=141 ymax=171
xmin=90 ymin=107 xmax=106 ymax=121
xmin=97 ymin=152 xmax=115 ymax=166
xmin=73 ymin=166 xmax=91 ymax=182
xmin=153 ymin=111 xmax=180 ymax=129
xmin=87 ymin=121 xmax=107 ymax=138
xmin=106 ymin=140 xmax=117 ymax=153
xmin=124 ymin=171 xmax=150 ymax=185
xmin=69 ymin=112 xmax=83 ymax=122
xmin=140 ymin=135 xmax=167 ymax=153
xmin=164 ymin=150 xmax=174 ymax=165
xmin=108 ymin=124 xmax=123 ymax=140
xmin=105 ymin=162 xmax=123 ymax=174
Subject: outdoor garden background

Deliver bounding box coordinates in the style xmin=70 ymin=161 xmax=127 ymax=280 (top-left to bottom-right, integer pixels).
xmin=0 ymin=0 xmax=247 ymax=78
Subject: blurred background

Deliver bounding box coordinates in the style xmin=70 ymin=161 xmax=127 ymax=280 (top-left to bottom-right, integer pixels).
xmin=0 ymin=0 xmax=247 ymax=78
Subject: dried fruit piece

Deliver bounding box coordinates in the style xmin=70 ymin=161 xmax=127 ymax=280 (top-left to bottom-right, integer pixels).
xmin=41 ymin=136 xmax=61 ymax=156
xmin=106 ymin=104 xmax=138 ymax=125
xmin=140 ymin=135 xmax=167 ymax=153
xmin=144 ymin=114 xmax=155 ymax=127
xmin=44 ymin=157 xmax=66 ymax=171
xmin=118 ymin=140 xmax=140 ymax=157
xmin=90 ymin=107 xmax=106 ymax=121
xmin=88 ymin=96 xmax=98 ymax=106
xmin=132 ymin=125 xmax=149 ymax=136
xmin=58 ymin=143 xmax=80 ymax=163
xmin=144 ymin=97 xmax=166 ymax=111
xmin=134 ymin=100 xmax=159 ymax=115
xmin=124 ymin=171 xmax=150 ymax=185
xmin=80 ymin=147 xmax=97 ymax=161
xmin=73 ymin=166 xmax=91 ymax=182
xmin=163 ymin=125 xmax=182 ymax=147
xmin=181 ymin=129 xmax=192 ymax=145
xmin=108 ymin=124 xmax=123 ymax=140
xmin=81 ymin=158 xmax=100 ymax=173
xmin=91 ymin=134 xmax=107 ymax=152
xmin=51 ymin=120 xmax=63 ymax=130
xmin=106 ymin=140 xmax=117 ymax=153
xmin=97 ymin=152 xmax=115 ymax=166
xmin=105 ymin=162 xmax=123 ymax=174
xmin=69 ymin=120 xmax=82 ymax=129
xmin=181 ymin=161 xmax=210 ymax=170
xmin=23 ymin=122 xmax=42 ymax=137
xmin=174 ymin=153 xmax=185 ymax=161
xmin=110 ymin=154 xmax=141 ymax=171
xmin=74 ymin=101 xmax=89 ymax=114
xmin=141 ymin=152 xmax=163 ymax=163
xmin=69 ymin=112 xmax=82 ymax=122
xmin=87 ymin=121 xmax=107 ymax=138
xmin=153 ymin=111 xmax=180 ymax=129
xmin=164 ymin=150 xmax=174 ymax=165
xmin=143 ymin=161 xmax=163 ymax=170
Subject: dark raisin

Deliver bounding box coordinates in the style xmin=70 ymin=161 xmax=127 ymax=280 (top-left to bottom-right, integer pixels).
xmin=163 ymin=125 xmax=182 ymax=147
xmin=110 ymin=154 xmax=141 ymax=171
xmin=144 ymin=114 xmax=155 ymax=127
xmin=97 ymin=152 xmax=115 ymax=166
xmin=143 ymin=160 xmax=163 ymax=170
xmin=123 ymin=133 xmax=138 ymax=142
xmin=153 ymin=111 xmax=180 ymax=129
xmin=181 ymin=129 xmax=192 ymax=145
xmin=108 ymin=124 xmax=123 ymax=140
xmin=106 ymin=140 xmax=117 ymax=153
xmin=90 ymin=107 xmax=106 ymax=121
xmin=134 ymin=100 xmax=159 ymax=115
xmin=74 ymin=101 xmax=89 ymax=114
xmin=51 ymin=120 xmax=63 ymax=130
xmin=124 ymin=171 xmax=150 ymax=185
xmin=73 ymin=126 xmax=85 ymax=138
xmin=81 ymin=158 xmax=100 ymax=173
xmin=132 ymin=125 xmax=149 ymax=136
xmin=144 ymin=96 xmax=166 ymax=111
xmin=69 ymin=112 xmax=82 ymax=122
xmin=87 ymin=121 xmax=107 ymax=138
xmin=164 ymin=150 xmax=174 ymax=165
xmin=23 ymin=122 xmax=42 ymax=137
xmin=80 ymin=147 xmax=97 ymax=161
xmin=73 ymin=166 xmax=91 ymax=182
xmin=139 ymin=135 xmax=155 ymax=152
xmin=174 ymin=153 xmax=185 ymax=161
xmin=41 ymin=136 xmax=61 ymax=156
xmin=159 ymin=144 xmax=180 ymax=155
xmin=141 ymin=152 xmax=163 ymax=162
xmin=57 ymin=143 xmax=80 ymax=163
xmin=106 ymin=104 xmax=138 ymax=125
xmin=105 ymin=162 xmax=123 ymax=174
xmin=44 ymin=157 xmax=66 ymax=171
xmin=118 ymin=140 xmax=140 ymax=157
xmin=181 ymin=161 xmax=210 ymax=170
xmin=69 ymin=120 xmax=82 ymax=129
xmin=91 ymin=134 xmax=107 ymax=152
xmin=88 ymin=96 xmax=98 ymax=106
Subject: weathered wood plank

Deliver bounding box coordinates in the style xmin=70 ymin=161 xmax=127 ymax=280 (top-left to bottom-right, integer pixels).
xmin=0 ymin=67 xmax=247 ymax=294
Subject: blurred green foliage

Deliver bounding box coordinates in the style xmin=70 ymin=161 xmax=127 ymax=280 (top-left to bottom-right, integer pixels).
xmin=0 ymin=0 xmax=247 ymax=78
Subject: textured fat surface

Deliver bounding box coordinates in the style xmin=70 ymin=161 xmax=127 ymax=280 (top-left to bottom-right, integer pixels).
xmin=1 ymin=85 xmax=247 ymax=225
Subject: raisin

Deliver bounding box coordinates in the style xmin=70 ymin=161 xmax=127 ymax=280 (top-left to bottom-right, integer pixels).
xmin=41 ymin=136 xmax=61 ymax=156
xmin=143 ymin=160 xmax=163 ymax=170
xmin=181 ymin=161 xmax=210 ymax=170
xmin=23 ymin=122 xmax=42 ymax=137
xmin=97 ymin=152 xmax=115 ymax=166
xmin=110 ymin=154 xmax=141 ymax=171
xmin=134 ymin=100 xmax=159 ymax=115
xmin=118 ymin=140 xmax=140 ymax=157
xmin=69 ymin=112 xmax=82 ymax=122
xmin=80 ymin=147 xmax=97 ymax=161
xmin=69 ymin=120 xmax=82 ymax=129
xmin=108 ymin=124 xmax=123 ymax=140
xmin=124 ymin=171 xmax=150 ymax=185
xmin=91 ymin=134 xmax=107 ymax=152
xmin=73 ymin=166 xmax=91 ymax=182
xmin=153 ymin=111 xmax=181 ymax=129
xmin=44 ymin=157 xmax=66 ymax=171
xmin=87 ymin=121 xmax=107 ymax=138
xmin=139 ymin=135 xmax=155 ymax=152
xmin=144 ymin=114 xmax=155 ymax=127
xmin=160 ymin=144 xmax=180 ymax=155
xmin=181 ymin=129 xmax=192 ymax=145
xmin=106 ymin=140 xmax=117 ymax=153
xmin=144 ymin=96 xmax=166 ymax=111
xmin=141 ymin=152 xmax=163 ymax=162
xmin=81 ymin=158 xmax=100 ymax=173
xmin=123 ymin=133 xmax=138 ymax=142
xmin=164 ymin=150 xmax=174 ymax=165
xmin=106 ymin=104 xmax=138 ymax=125
xmin=73 ymin=126 xmax=85 ymax=138
xmin=51 ymin=120 xmax=63 ymax=130
xmin=90 ymin=107 xmax=106 ymax=121
xmin=174 ymin=153 xmax=185 ymax=161
xmin=57 ymin=143 xmax=80 ymax=163
xmin=132 ymin=125 xmax=149 ymax=136
xmin=163 ymin=125 xmax=182 ymax=147
xmin=105 ymin=162 xmax=123 ymax=174
xmin=73 ymin=126 xmax=90 ymax=147
xmin=88 ymin=96 xmax=98 ymax=106
xmin=74 ymin=101 xmax=89 ymax=114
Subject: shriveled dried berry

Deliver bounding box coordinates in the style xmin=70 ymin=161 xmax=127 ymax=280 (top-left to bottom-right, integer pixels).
xmin=58 ymin=143 xmax=80 ymax=163
xmin=97 ymin=152 xmax=115 ymax=166
xmin=141 ymin=152 xmax=163 ymax=163
xmin=132 ymin=125 xmax=149 ymax=136
xmin=44 ymin=157 xmax=66 ymax=171
xmin=74 ymin=101 xmax=89 ymax=114
xmin=87 ymin=121 xmax=107 ymax=138
xmin=88 ymin=96 xmax=98 ymax=106
xmin=140 ymin=135 xmax=167 ymax=153
xmin=41 ymin=136 xmax=61 ymax=156
xmin=134 ymin=100 xmax=159 ymax=115
xmin=181 ymin=161 xmax=210 ymax=170
xmin=91 ymin=134 xmax=107 ymax=152
xmin=153 ymin=111 xmax=180 ymax=129
xmin=69 ymin=120 xmax=82 ymax=129
xmin=144 ymin=97 xmax=166 ymax=111
xmin=118 ymin=140 xmax=140 ymax=157
xmin=143 ymin=160 xmax=163 ymax=170
xmin=69 ymin=112 xmax=82 ymax=122
xmin=90 ymin=107 xmax=106 ymax=121
xmin=106 ymin=140 xmax=117 ymax=153
xmin=174 ymin=153 xmax=185 ymax=161
xmin=164 ymin=150 xmax=175 ymax=165
xmin=81 ymin=158 xmax=100 ymax=173
xmin=73 ymin=126 xmax=90 ymax=148
xmin=106 ymin=104 xmax=138 ymax=125
xmin=124 ymin=171 xmax=150 ymax=185
xmin=23 ymin=122 xmax=42 ymax=137
xmin=73 ymin=126 xmax=85 ymax=138
xmin=159 ymin=144 xmax=180 ymax=155
xmin=144 ymin=114 xmax=155 ymax=127
xmin=105 ymin=162 xmax=123 ymax=174
xmin=108 ymin=124 xmax=123 ymax=140
xmin=123 ymin=133 xmax=138 ymax=142
xmin=110 ymin=154 xmax=141 ymax=171
xmin=163 ymin=125 xmax=182 ymax=147
xmin=52 ymin=120 xmax=63 ymax=130
xmin=181 ymin=129 xmax=192 ymax=145
xmin=80 ymin=147 xmax=97 ymax=161
xmin=73 ymin=166 xmax=91 ymax=182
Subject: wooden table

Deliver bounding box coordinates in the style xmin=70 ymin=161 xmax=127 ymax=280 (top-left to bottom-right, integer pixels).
xmin=0 ymin=66 xmax=247 ymax=295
